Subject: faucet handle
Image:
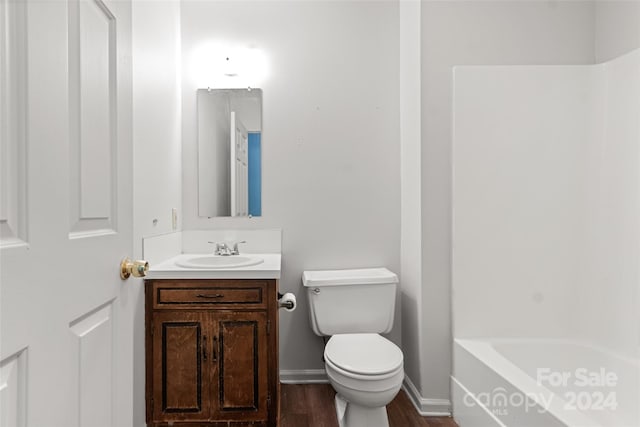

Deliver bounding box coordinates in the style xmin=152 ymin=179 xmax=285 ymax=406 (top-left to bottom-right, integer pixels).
xmin=231 ymin=240 xmax=246 ymax=255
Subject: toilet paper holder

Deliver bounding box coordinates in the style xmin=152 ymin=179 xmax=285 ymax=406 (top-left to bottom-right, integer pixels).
xmin=277 ymin=292 xmax=295 ymax=310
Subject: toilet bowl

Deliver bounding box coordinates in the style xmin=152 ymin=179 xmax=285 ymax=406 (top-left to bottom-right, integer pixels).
xmin=323 ymin=333 xmax=404 ymax=427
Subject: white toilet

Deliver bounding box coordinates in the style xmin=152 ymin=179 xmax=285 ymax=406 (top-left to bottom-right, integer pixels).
xmin=302 ymin=268 xmax=404 ymax=427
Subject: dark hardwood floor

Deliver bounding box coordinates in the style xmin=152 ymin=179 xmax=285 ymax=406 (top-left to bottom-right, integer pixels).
xmin=280 ymin=384 xmax=458 ymax=427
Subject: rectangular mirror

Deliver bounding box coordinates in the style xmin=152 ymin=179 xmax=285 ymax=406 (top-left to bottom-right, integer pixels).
xmin=197 ymin=88 xmax=262 ymax=217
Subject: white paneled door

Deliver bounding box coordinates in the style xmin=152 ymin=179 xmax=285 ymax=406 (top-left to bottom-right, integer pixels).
xmin=230 ymin=112 xmax=248 ymax=217
xmin=1 ymin=0 xmax=134 ymax=426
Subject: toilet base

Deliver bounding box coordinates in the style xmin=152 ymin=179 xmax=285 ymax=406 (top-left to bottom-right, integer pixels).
xmin=334 ymin=393 xmax=390 ymax=427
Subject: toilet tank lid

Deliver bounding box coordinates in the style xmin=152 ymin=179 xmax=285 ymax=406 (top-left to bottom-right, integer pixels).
xmin=302 ymin=268 xmax=398 ymax=287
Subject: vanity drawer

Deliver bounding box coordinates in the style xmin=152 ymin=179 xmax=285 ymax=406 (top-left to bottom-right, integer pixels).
xmin=151 ymin=280 xmax=268 ymax=309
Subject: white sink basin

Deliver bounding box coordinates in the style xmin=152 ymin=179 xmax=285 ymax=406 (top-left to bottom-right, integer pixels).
xmin=175 ymin=255 xmax=264 ymax=269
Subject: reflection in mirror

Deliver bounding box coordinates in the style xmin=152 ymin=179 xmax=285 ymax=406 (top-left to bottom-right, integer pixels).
xmin=197 ymin=88 xmax=262 ymax=217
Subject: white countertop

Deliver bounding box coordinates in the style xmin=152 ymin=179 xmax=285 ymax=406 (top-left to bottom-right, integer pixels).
xmin=146 ymin=253 xmax=281 ymax=280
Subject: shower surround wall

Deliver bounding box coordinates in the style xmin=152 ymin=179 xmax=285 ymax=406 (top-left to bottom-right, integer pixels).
xmin=453 ymin=49 xmax=640 ymax=355
xmin=451 ymin=50 xmax=640 ymax=425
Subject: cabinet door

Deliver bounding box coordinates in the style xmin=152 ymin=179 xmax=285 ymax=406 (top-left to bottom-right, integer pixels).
xmin=211 ymin=311 xmax=269 ymax=422
xmin=151 ymin=312 xmax=211 ymax=422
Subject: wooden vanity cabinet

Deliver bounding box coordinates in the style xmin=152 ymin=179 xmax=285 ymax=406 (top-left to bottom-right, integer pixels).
xmin=145 ymin=279 xmax=279 ymax=427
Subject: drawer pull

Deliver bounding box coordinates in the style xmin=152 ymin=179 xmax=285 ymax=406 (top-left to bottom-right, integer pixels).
xmin=196 ymin=293 xmax=224 ymax=299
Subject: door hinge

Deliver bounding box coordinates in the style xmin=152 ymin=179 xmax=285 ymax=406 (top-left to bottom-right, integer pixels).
xmin=150 ymin=324 xmax=154 ymax=336
xmin=267 ymin=393 xmax=271 ymax=406
xmin=267 ymin=320 xmax=271 ymax=335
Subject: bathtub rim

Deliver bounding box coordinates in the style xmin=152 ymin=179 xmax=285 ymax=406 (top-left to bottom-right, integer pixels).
xmin=451 ymin=337 xmax=638 ymax=427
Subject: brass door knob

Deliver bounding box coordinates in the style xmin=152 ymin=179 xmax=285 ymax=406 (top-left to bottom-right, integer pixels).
xmin=120 ymin=257 xmax=149 ymax=280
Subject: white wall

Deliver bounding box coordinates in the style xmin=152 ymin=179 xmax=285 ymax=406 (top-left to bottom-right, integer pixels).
xmin=180 ymin=0 xmax=401 ymax=374
xmin=399 ymin=0 xmax=425 ymax=409
xmin=420 ymin=0 xmax=596 ymax=404
xmin=133 ymin=0 xmax=182 ymax=257
xmin=132 ymin=1 xmax=182 ymax=424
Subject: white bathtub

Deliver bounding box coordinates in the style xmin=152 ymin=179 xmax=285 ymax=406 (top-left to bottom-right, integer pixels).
xmin=452 ymin=339 xmax=640 ymax=427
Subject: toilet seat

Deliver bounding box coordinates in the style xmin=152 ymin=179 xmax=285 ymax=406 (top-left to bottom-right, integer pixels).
xmin=324 ymin=333 xmax=403 ymax=376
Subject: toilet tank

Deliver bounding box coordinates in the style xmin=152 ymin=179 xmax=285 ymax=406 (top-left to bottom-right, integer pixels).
xmin=302 ymin=268 xmax=398 ymax=336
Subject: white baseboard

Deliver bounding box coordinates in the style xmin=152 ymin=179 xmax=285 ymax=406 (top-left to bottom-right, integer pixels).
xmin=403 ymin=375 xmax=452 ymax=417
xmin=279 ymin=369 xmax=329 ymax=384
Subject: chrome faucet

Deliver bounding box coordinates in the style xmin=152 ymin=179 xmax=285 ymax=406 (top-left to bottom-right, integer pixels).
xmin=208 ymin=241 xmax=246 ymax=256
xmin=211 ymin=242 xmax=232 ymax=256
